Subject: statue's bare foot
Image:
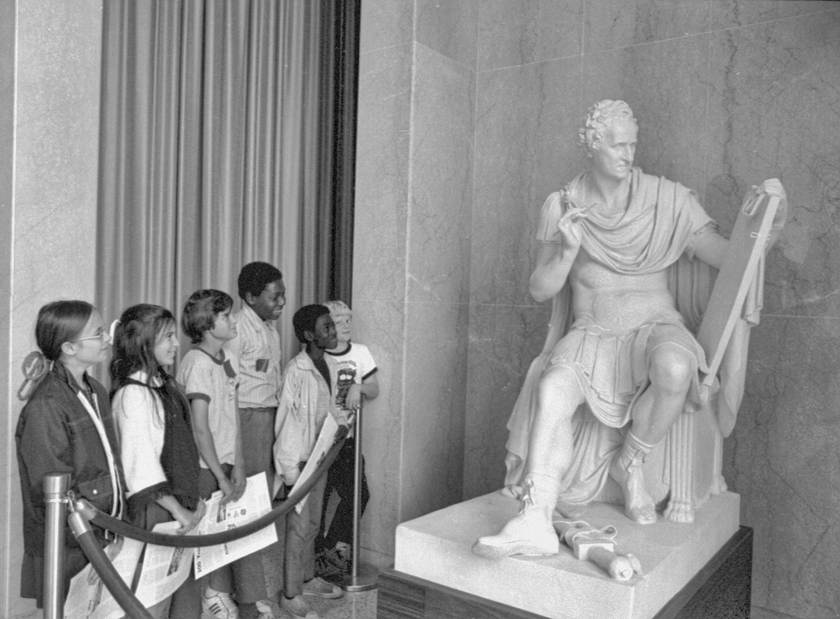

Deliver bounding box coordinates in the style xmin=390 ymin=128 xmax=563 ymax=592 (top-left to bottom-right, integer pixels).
xmin=472 ymin=505 xmax=559 ymax=559
xmin=610 ymin=457 xmax=657 ymax=525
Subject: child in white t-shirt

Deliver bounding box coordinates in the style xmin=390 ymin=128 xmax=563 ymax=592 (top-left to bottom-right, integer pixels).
xmin=179 ymin=289 xmax=244 ymax=619
xmin=316 ymin=300 xmax=379 ymax=578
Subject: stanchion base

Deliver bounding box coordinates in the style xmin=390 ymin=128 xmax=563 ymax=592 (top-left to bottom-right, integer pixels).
xmin=335 ymin=563 xmax=379 ymax=592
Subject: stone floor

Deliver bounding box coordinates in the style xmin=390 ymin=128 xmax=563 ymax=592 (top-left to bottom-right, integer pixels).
xmin=304 ymin=589 xmax=377 ymax=619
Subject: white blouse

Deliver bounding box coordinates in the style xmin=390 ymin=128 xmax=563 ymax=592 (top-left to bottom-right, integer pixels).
xmin=112 ymin=372 xmax=167 ymax=497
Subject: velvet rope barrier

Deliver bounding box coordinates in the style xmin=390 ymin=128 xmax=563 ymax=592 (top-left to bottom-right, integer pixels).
xmin=79 ymin=432 xmax=347 ymax=548
xmin=69 ymin=511 xmax=154 ymax=619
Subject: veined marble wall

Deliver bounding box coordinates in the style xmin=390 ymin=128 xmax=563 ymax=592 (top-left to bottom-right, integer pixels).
xmin=353 ymin=0 xmax=477 ymax=568
xmin=0 ymin=2 xmax=104 ymax=617
xmin=354 ymin=0 xmax=840 ymax=617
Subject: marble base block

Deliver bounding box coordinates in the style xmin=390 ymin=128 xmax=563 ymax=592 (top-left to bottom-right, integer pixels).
xmin=394 ymin=491 xmax=741 ymax=619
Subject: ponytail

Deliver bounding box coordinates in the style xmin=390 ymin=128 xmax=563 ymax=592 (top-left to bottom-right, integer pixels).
xmin=17 ymin=351 xmax=50 ymax=401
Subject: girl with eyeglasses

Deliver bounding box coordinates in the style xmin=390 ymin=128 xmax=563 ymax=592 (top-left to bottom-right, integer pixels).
xmin=15 ymin=300 xmax=125 ymax=607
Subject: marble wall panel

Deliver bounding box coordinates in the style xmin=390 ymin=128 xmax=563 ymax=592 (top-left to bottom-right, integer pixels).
xmin=477 ymin=0 xmax=583 ymax=72
xmin=359 ymin=0 xmax=414 ymax=52
xmin=353 ymin=39 xmax=414 ymax=564
xmin=0 ymin=4 xmax=12 ymax=292
xmin=710 ymin=0 xmax=833 ymax=31
xmin=353 ymin=34 xmax=477 ymax=561
xmin=0 ymin=5 xmax=13 ymax=618
xmin=351 ymin=299 xmax=406 ymax=565
xmin=400 ymin=300 xmax=470 ymax=522
xmin=14 ymin=4 xmax=103 ymax=239
xmin=582 ymin=35 xmax=711 ymax=199
xmin=726 ymin=315 xmax=840 ymax=617
xmin=0 ymin=1 xmax=12 ymax=252
xmin=471 ymin=57 xmax=583 ymax=308
xmin=705 ymin=10 xmax=840 ymax=318
xmin=406 ymin=44 xmax=474 ymax=306
xmin=464 ymin=303 xmax=552 ymax=499
xmin=353 ymin=43 xmax=413 ymax=307
xmin=585 ymin=0 xmax=711 ymax=53
xmin=707 ymin=9 xmax=840 ymax=617
xmin=1 ymin=2 xmax=103 ymax=616
xmin=416 ymin=0 xmax=478 ymax=70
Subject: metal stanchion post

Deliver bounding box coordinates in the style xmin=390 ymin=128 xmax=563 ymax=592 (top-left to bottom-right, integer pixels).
xmin=43 ymin=473 xmax=70 ymax=619
xmin=342 ymin=400 xmax=377 ymax=592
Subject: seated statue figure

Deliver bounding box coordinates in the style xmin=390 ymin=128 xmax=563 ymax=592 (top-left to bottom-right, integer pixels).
xmin=474 ymin=100 xmax=785 ymax=560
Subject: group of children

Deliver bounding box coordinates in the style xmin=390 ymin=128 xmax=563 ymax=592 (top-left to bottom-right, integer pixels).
xmin=15 ymin=261 xmax=378 ymax=619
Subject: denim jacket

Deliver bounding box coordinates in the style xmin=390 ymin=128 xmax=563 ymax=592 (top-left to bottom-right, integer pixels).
xmin=15 ymin=363 xmax=125 ymax=556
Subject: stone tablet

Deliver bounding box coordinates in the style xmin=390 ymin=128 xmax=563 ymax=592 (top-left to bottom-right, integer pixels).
xmin=696 ymin=181 xmax=783 ymax=385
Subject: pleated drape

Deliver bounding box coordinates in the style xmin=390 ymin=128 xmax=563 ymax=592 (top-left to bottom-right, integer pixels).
xmin=96 ymin=0 xmax=352 ymax=365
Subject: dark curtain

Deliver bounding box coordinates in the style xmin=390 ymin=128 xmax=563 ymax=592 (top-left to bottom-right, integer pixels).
xmin=324 ymin=0 xmax=360 ymax=304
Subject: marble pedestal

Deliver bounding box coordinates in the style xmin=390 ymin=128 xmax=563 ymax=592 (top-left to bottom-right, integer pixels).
xmin=386 ymin=491 xmax=744 ymax=619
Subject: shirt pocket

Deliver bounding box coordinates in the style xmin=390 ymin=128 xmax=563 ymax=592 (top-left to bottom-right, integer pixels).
xmin=65 ymin=412 xmax=102 ymax=448
xmin=76 ymin=474 xmax=115 ymax=511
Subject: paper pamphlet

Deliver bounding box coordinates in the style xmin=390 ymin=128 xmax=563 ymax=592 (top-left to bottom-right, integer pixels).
xmin=64 ymin=520 xmax=191 ymax=619
xmin=135 ymin=522 xmax=194 ymax=608
xmin=193 ymin=471 xmax=278 ymax=578
xmin=64 ymin=536 xmax=142 ymax=619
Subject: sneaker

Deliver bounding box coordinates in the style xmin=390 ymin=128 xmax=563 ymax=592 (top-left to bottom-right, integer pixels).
xmin=302 ymin=576 xmax=343 ymax=599
xmin=254 ymin=599 xmax=281 ymax=619
xmin=315 ymin=546 xmax=348 ymax=580
xmin=203 ymin=586 xmax=239 ymax=619
xmin=280 ymin=595 xmax=318 ymax=619
xmin=334 ymin=542 xmax=352 ymax=562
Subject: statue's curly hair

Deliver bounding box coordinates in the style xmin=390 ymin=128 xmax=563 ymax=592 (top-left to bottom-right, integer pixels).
xmin=578 ymin=100 xmax=636 ymax=150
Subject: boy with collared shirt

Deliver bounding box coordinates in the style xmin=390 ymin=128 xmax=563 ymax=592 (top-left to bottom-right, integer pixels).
xmin=274 ymin=305 xmax=345 ymax=619
xmin=223 ymin=262 xmax=286 ymax=619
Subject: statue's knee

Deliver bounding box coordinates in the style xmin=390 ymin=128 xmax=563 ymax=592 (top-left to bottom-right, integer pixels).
xmin=649 ymin=348 xmax=693 ymax=391
xmin=537 ymin=369 xmax=582 ymax=410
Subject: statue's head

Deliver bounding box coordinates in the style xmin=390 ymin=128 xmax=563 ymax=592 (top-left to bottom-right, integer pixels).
xmin=578 ymin=100 xmax=637 ymax=154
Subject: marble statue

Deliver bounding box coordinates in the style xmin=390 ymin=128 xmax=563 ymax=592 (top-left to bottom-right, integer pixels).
xmin=473 ymin=100 xmax=786 ymax=560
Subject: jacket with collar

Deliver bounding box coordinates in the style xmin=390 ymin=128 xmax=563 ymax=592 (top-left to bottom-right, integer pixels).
xmin=273 ymin=350 xmax=346 ymax=479
xmin=15 ymin=363 xmax=125 ymax=557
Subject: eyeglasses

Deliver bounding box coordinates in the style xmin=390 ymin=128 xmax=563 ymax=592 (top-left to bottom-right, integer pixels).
xmin=71 ymin=328 xmax=108 ymax=343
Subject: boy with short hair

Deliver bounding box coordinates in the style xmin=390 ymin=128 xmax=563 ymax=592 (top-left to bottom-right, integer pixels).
xmin=223 ymin=262 xmax=286 ymax=618
xmin=274 ymin=305 xmax=345 ymax=619
xmin=317 ymin=300 xmax=378 ymax=577
xmin=179 ymin=289 xmax=245 ymax=619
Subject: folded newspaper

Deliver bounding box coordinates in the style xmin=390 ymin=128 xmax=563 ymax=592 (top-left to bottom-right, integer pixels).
xmin=64 ymin=520 xmax=191 ymax=619
xmin=193 ymin=471 xmax=278 ymax=578
xmin=64 ymin=471 xmax=278 ymax=617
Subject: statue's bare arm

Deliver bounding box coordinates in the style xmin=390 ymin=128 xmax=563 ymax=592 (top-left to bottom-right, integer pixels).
xmin=530 ymin=217 xmax=583 ymax=303
xmin=691 ymin=229 xmax=729 ymax=269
